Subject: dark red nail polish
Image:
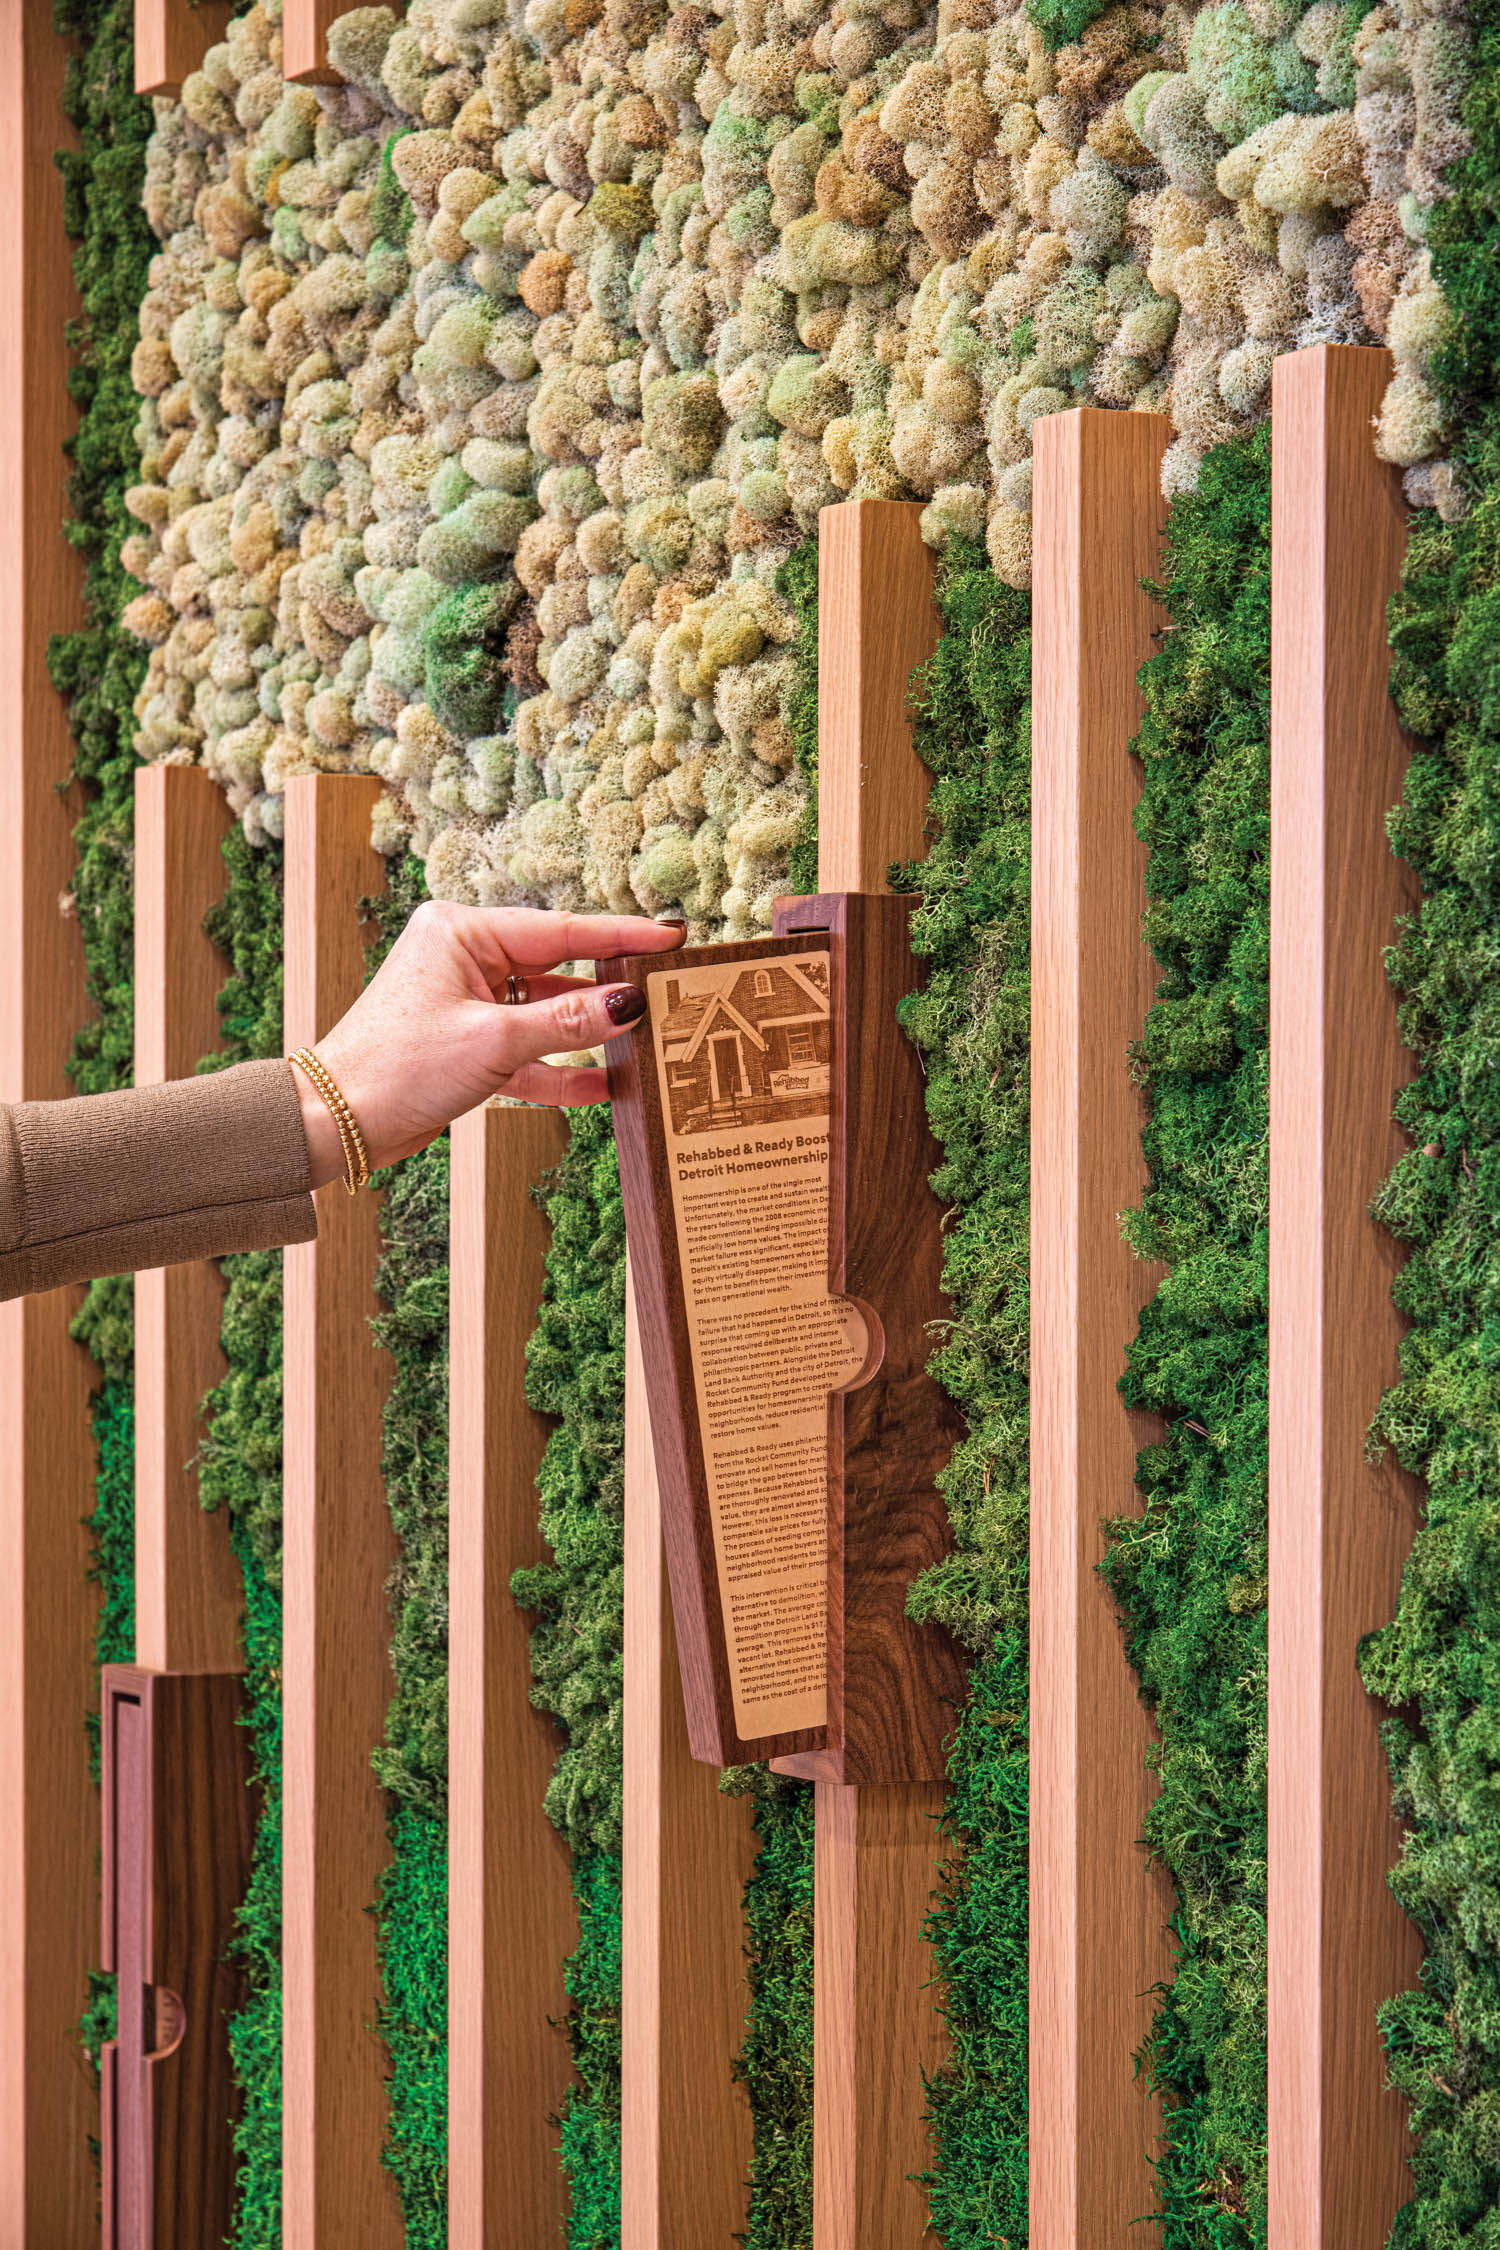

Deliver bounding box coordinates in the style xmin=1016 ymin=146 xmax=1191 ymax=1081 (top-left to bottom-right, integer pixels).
xmin=605 ymin=985 xmax=647 ymax=1026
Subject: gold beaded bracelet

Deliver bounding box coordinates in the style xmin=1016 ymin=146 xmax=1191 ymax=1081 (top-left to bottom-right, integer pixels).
xmin=289 ymin=1047 xmax=371 ymax=1196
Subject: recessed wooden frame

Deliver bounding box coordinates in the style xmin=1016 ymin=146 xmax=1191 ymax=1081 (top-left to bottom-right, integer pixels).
xmin=100 ymin=1667 xmax=254 ymax=2250
xmin=1029 ymin=404 xmax=1176 ymax=2249
xmin=1268 ymin=341 xmax=1424 ymax=2249
xmin=281 ymin=0 xmax=346 ymax=83
xmin=281 ymin=772 xmax=403 ymax=2250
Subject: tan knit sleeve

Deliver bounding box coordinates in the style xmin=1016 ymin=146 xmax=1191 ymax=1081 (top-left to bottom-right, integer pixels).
xmin=0 ymin=1057 xmax=318 ymax=1302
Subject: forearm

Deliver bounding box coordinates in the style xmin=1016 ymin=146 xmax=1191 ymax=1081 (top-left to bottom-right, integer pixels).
xmin=0 ymin=1058 xmax=317 ymax=1303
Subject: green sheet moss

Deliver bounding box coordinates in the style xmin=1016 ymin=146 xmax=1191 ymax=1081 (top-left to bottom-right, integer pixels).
xmin=1357 ymin=6 xmax=1500 ymax=2232
xmin=1101 ymin=427 xmax=1272 ymax=2247
xmin=364 ymin=851 xmax=452 ymax=2238
xmin=779 ymin=533 xmax=819 ymax=899
xmin=512 ymin=1104 xmax=627 ymax=2241
xmin=897 ymin=541 xmax=1033 ymax=2245
xmin=728 ymin=1771 xmax=816 ymax=2244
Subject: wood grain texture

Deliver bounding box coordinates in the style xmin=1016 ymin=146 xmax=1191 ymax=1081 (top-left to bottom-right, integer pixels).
xmin=280 ymin=772 xmax=402 ymax=2250
xmin=133 ymin=764 xmax=240 ymax=1676
xmin=604 ymin=904 xmax=962 ymax=1776
xmin=816 ymin=500 xmax=940 ymax=892
xmin=448 ymin=1100 xmax=576 ymax=2249
xmin=812 ymin=1778 xmax=946 ymax=2249
xmin=1029 ymin=404 xmax=1176 ymax=2249
xmin=621 ymin=1268 xmax=757 ymax=2250
xmin=281 ymin=0 xmax=344 ymax=83
xmin=1268 ymin=343 xmax=1424 ymax=2249
xmin=133 ymin=0 xmax=235 ymax=95
xmin=100 ymin=1668 xmax=254 ymax=2250
xmin=0 ymin=11 xmax=102 ymax=2239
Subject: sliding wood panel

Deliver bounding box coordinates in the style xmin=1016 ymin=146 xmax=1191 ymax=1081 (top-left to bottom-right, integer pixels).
xmin=0 ymin=12 xmax=100 ymax=2239
xmin=133 ymin=763 xmax=239 ymax=1676
xmin=134 ymin=0 xmax=235 ymax=95
xmin=1268 ymin=341 xmax=1424 ymax=2249
xmin=281 ymin=771 xmax=403 ymax=2250
xmin=448 ymin=1099 xmax=575 ymax=2249
xmin=621 ymin=1269 xmax=757 ymax=2249
xmin=1029 ymin=404 xmax=1175 ymax=2249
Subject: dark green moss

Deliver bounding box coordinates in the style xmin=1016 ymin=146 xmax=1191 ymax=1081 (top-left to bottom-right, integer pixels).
xmin=422 ymin=582 xmax=515 ymax=737
xmin=727 ymin=1770 xmax=815 ymax=2245
xmin=363 ymin=851 xmax=453 ymax=2232
xmin=778 ymin=533 xmax=820 ymax=898
xmin=1101 ymin=427 xmax=1272 ymax=2248
xmin=372 ymin=128 xmax=415 ymax=248
xmin=512 ymin=1103 xmax=627 ymax=2236
xmin=895 ymin=539 xmax=1032 ymax=2245
xmin=1356 ymin=7 xmax=1500 ymax=2232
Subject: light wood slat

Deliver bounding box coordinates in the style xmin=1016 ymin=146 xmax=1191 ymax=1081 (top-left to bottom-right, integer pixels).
xmin=281 ymin=771 xmax=403 ymax=2250
xmin=281 ymin=0 xmax=344 ymax=84
xmin=133 ymin=0 xmax=235 ymax=96
xmin=1268 ymin=341 xmax=1424 ymax=2249
xmin=133 ymin=763 xmax=240 ymax=1676
xmin=815 ymin=498 xmax=939 ymax=895
xmin=1029 ymin=404 xmax=1175 ymax=2249
xmin=0 ymin=10 xmax=102 ymax=2237
xmin=621 ymin=1266 xmax=756 ymax=2249
xmin=448 ymin=1100 xmax=576 ymax=2249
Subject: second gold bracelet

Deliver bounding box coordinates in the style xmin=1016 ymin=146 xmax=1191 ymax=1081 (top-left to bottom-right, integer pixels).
xmin=289 ymin=1047 xmax=371 ymax=1196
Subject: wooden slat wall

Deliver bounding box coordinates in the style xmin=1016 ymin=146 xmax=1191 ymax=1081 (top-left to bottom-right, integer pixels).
xmin=281 ymin=771 xmax=403 ymax=2250
xmin=621 ymin=1269 xmax=757 ymax=2248
xmin=809 ymin=497 xmax=948 ymax=2248
xmin=133 ymin=764 xmax=240 ymax=1675
xmin=0 ymin=11 xmax=101 ymax=2239
xmin=448 ymin=1100 xmax=576 ymax=2249
xmin=133 ymin=0 xmax=234 ymax=96
xmin=281 ymin=0 xmax=344 ymax=84
xmin=1029 ymin=405 xmax=1175 ymax=2249
xmin=1268 ymin=341 xmax=1424 ymax=2248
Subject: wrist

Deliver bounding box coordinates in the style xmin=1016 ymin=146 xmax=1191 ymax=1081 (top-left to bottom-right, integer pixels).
xmin=291 ymin=1055 xmax=348 ymax=1190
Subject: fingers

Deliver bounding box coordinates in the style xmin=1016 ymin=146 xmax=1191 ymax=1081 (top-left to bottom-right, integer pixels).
xmin=498 ymin=1059 xmax=610 ymax=1106
xmin=483 ymin=977 xmax=647 ymax=1065
xmin=454 ymin=905 xmax=686 ymax=977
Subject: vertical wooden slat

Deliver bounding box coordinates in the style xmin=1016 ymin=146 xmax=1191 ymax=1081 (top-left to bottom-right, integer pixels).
xmin=1029 ymin=405 xmax=1175 ymax=2249
xmin=0 ymin=10 xmax=100 ymax=2239
xmin=281 ymin=0 xmax=344 ymax=84
xmin=621 ymin=1267 xmax=757 ymax=2249
xmin=802 ymin=496 xmax=948 ymax=2247
xmin=1268 ymin=342 xmax=1424 ymax=2249
xmin=133 ymin=0 xmax=235 ymax=96
xmin=448 ymin=1099 xmax=576 ymax=2249
xmin=281 ymin=771 xmax=403 ymax=2250
xmin=133 ymin=763 xmax=240 ymax=1676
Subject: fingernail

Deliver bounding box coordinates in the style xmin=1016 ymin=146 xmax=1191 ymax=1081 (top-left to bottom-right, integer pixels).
xmin=605 ymin=985 xmax=648 ymax=1026
xmin=655 ymin=913 xmax=687 ymax=932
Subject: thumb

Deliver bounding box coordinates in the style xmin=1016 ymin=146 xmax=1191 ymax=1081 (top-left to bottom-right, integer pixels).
xmin=488 ymin=978 xmax=648 ymax=1067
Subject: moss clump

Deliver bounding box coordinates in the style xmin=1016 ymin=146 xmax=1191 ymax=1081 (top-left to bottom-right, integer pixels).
xmin=195 ymin=833 xmax=287 ymax=2250
xmin=896 ymin=541 xmax=1032 ymax=2244
xmin=1101 ymin=427 xmax=1272 ymax=2247
xmin=1356 ymin=7 xmax=1500 ymax=2231
xmin=421 ymin=583 xmax=515 ymax=739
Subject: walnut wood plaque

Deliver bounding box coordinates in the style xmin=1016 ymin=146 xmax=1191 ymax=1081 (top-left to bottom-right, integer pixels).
xmin=604 ymin=890 xmax=965 ymax=1777
xmin=100 ymin=1668 xmax=254 ymax=2250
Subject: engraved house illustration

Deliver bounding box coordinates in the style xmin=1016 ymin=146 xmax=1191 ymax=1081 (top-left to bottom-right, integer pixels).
xmin=659 ymin=957 xmax=832 ymax=1135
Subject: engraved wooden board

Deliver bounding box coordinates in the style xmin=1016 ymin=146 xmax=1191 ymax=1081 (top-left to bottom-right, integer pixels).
xmin=604 ymin=892 xmax=965 ymax=1776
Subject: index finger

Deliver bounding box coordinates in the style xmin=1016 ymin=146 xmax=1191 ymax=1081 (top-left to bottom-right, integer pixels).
xmin=481 ymin=910 xmax=687 ymax=968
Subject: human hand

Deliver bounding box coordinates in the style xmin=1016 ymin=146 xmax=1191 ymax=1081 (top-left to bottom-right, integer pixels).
xmin=292 ymin=901 xmax=683 ymax=1186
